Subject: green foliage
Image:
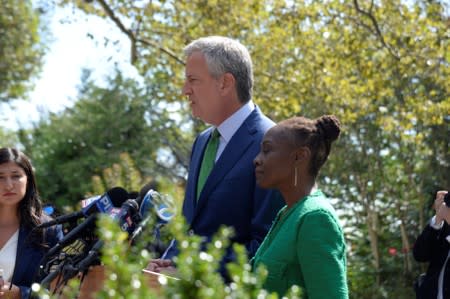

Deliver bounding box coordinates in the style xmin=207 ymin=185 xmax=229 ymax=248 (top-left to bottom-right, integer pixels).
xmin=161 ymin=217 xmax=303 ymax=298
xmin=90 ymin=152 xmax=150 ymax=196
xmin=35 ymin=210 xmax=302 ymax=298
xmin=19 ymin=0 xmax=450 ymax=297
xmin=21 ymin=69 xmax=191 ymax=206
xmin=31 ymin=157 xmax=302 ymax=298
xmin=0 ymin=0 xmax=45 ymax=101
xmin=94 ymin=217 xmax=157 ymax=299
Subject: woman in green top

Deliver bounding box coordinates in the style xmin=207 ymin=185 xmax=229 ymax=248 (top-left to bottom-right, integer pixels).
xmin=252 ymin=115 xmax=348 ymax=299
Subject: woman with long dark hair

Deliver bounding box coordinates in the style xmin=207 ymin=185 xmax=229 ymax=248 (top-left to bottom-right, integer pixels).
xmin=0 ymin=148 xmax=62 ymax=299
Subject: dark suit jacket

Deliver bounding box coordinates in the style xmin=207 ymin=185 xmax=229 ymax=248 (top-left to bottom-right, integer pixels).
xmin=11 ymin=224 xmax=63 ymax=299
xmin=165 ymin=106 xmax=284 ymax=270
xmin=413 ymin=222 xmax=450 ymax=299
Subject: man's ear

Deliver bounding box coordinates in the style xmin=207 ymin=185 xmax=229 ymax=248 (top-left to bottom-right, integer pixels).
xmin=219 ymin=73 xmax=235 ymax=95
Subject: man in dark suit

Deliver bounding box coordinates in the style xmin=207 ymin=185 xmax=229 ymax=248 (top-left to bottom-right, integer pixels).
xmin=146 ymin=36 xmax=283 ymax=276
xmin=413 ymin=190 xmax=450 ymax=299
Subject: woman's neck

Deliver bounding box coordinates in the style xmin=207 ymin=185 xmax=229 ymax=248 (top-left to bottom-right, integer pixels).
xmin=0 ymin=206 xmax=20 ymax=227
xmin=282 ymin=179 xmax=316 ymax=208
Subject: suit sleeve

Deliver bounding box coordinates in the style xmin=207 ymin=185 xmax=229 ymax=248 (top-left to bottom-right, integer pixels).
xmin=297 ymin=210 xmax=348 ymax=299
xmin=413 ymin=223 xmax=444 ymax=262
xmin=162 ymin=136 xmax=201 ymax=262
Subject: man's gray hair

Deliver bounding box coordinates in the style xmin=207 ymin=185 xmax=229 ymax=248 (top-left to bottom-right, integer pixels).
xmin=184 ymin=36 xmax=253 ymax=103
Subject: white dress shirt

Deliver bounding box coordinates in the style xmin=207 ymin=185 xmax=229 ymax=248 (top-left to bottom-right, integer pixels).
xmin=215 ymin=100 xmax=255 ymax=161
xmin=0 ymin=229 xmax=19 ymax=281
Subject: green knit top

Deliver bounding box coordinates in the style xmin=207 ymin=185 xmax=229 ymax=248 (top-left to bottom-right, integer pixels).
xmin=252 ymin=189 xmax=348 ymax=299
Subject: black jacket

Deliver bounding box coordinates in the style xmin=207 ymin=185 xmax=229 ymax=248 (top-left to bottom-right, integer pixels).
xmin=11 ymin=224 xmax=63 ymax=299
xmin=413 ymin=221 xmax=450 ymax=299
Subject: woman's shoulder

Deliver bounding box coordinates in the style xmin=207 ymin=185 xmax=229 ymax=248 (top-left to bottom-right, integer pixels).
xmin=296 ymin=190 xmax=333 ymax=212
xmin=293 ymin=191 xmax=341 ymax=226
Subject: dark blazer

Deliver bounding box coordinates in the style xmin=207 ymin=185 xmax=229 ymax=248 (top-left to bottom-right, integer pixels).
xmin=165 ymin=106 xmax=284 ymax=268
xmin=11 ymin=224 xmax=63 ymax=299
xmin=413 ymin=222 xmax=450 ymax=299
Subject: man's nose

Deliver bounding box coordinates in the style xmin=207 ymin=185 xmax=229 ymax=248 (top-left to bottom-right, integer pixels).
xmin=182 ymin=82 xmax=191 ymax=96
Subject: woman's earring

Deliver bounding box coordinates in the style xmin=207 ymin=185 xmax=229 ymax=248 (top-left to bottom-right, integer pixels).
xmin=294 ymin=167 xmax=298 ymax=187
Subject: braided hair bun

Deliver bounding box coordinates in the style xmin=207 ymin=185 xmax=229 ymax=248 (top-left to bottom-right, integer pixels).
xmin=315 ymin=115 xmax=341 ymax=142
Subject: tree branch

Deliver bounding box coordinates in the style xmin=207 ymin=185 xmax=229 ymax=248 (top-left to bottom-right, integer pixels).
xmin=353 ymin=0 xmax=400 ymax=60
xmin=136 ymin=37 xmax=185 ymax=65
xmin=95 ymin=0 xmax=184 ymax=65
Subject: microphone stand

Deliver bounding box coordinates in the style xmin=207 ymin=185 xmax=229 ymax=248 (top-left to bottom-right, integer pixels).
xmin=40 ymin=261 xmax=66 ymax=289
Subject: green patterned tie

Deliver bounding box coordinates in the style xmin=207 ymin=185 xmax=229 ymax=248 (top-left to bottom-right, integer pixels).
xmin=197 ymin=129 xmax=220 ymax=200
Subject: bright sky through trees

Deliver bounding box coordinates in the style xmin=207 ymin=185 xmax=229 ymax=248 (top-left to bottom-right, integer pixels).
xmin=0 ymin=4 xmax=136 ymax=130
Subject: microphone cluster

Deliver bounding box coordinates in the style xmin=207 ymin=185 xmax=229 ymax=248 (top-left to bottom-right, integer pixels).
xmin=39 ymin=184 xmax=175 ymax=289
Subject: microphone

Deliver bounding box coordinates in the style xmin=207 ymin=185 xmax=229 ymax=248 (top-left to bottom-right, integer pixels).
xmin=139 ymin=188 xmax=175 ymax=223
xmin=43 ymin=188 xmax=128 ymax=257
xmin=129 ymin=188 xmax=175 ymax=243
xmin=101 ymin=183 xmax=155 ymax=235
xmin=116 ymin=199 xmax=140 ymax=235
xmin=50 ymin=239 xmax=104 ymax=285
xmin=40 ymin=260 xmax=67 ymax=288
xmin=38 ymin=211 xmax=84 ymax=228
xmin=38 ymin=187 xmax=129 ymax=228
xmin=61 ymin=199 xmax=139 ymax=274
xmin=40 ymin=238 xmax=98 ymax=288
xmin=135 ymin=181 xmax=162 ymax=205
xmin=45 ymin=214 xmax=98 ymax=258
xmin=129 ymin=214 xmax=151 ymax=243
xmin=74 ymin=239 xmax=104 ymax=273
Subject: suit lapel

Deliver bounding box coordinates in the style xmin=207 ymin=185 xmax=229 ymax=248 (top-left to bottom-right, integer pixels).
xmin=194 ymin=109 xmax=260 ymax=217
xmin=11 ymin=227 xmax=30 ymax=284
xmin=184 ymin=128 xmax=213 ymax=219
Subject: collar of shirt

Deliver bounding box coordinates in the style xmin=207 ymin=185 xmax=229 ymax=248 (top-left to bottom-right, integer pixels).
xmin=215 ymin=100 xmax=255 ymax=159
xmin=431 ymin=216 xmax=450 ymax=243
xmin=430 ymin=215 xmax=444 ymax=230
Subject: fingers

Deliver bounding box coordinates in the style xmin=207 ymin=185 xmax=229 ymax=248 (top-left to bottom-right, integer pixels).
xmin=437 ymin=204 xmax=446 ymax=216
xmin=436 ymin=190 xmax=448 ymax=201
xmin=154 ymin=259 xmax=173 ymax=267
xmin=159 ymin=259 xmax=173 ymax=267
xmin=146 ymin=262 xmax=159 ymax=272
xmin=434 ymin=198 xmax=444 ymax=213
xmin=146 ymin=259 xmax=173 ymax=273
xmin=160 ymin=266 xmax=178 ymax=276
xmin=437 ymin=201 xmax=450 ymax=225
xmin=434 ymin=191 xmax=448 ymax=212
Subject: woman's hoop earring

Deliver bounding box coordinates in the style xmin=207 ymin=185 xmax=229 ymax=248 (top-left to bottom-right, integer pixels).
xmin=294 ymin=167 xmax=298 ymax=187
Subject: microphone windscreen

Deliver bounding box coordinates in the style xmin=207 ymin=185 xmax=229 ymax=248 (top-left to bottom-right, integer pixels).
xmin=136 ymin=182 xmax=157 ymax=205
xmin=125 ymin=199 xmax=139 ymax=211
xmin=128 ymin=191 xmax=139 ymax=200
xmin=107 ymin=187 xmax=129 ymax=207
xmin=139 ymin=190 xmax=175 ymax=223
